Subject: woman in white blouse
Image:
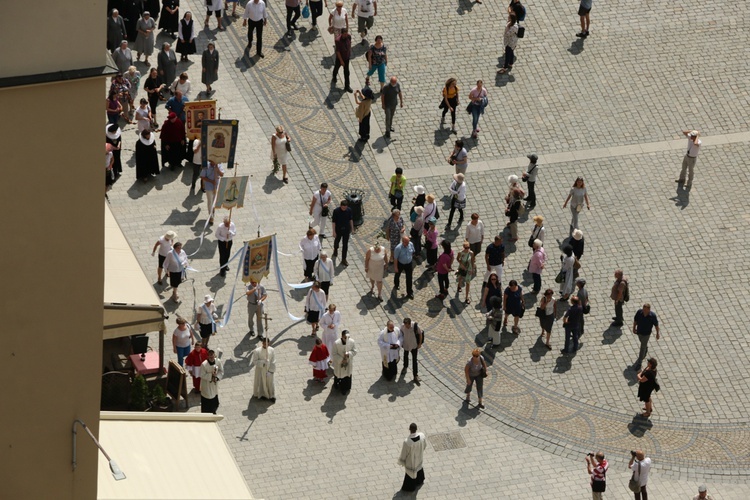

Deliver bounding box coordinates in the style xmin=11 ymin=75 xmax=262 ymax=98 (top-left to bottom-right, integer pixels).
xmin=299 ymin=228 xmax=321 ymax=282
xmin=162 ymin=241 xmax=189 ymax=302
xmin=314 ymin=251 xmax=334 ymax=298
xmin=305 ymin=281 xmax=328 ymax=337
xmin=319 ymin=304 xmax=341 ymax=359
xmin=169 ymin=72 xmax=192 ymax=98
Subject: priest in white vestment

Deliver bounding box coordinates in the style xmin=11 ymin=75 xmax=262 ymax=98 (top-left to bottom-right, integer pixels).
xmin=319 ymin=304 xmax=341 ymax=359
xmin=332 ymin=329 xmax=357 ymax=394
xmin=397 ymin=422 xmax=427 ymax=492
xmin=251 ymin=338 xmax=276 ymax=401
xmin=378 ymin=320 xmax=401 ymax=381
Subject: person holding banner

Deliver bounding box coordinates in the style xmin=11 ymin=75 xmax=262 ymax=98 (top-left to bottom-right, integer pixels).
xmin=245 ymin=278 xmax=267 ymax=339
xmin=200 ymin=160 xmax=224 ymax=224
xmin=215 ymin=216 xmax=236 ymax=277
xmin=196 ymin=295 xmax=219 ymax=347
xmin=162 ymin=241 xmax=189 ymax=301
xmin=299 ymin=228 xmax=321 ymax=282
xmin=305 ymin=281 xmax=327 ymax=337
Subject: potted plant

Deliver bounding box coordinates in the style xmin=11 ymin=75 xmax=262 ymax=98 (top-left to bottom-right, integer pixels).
xmin=130 ymin=374 xmax=149 ymax=411
xmin=150 ymin=384 xmax=172 ymax=412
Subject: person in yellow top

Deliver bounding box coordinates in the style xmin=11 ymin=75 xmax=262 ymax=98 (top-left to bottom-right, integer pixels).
xmin=389 ymin=167 xmax=407 ymax=210
xmin=440 ymin=77 xmax=460 ymax=133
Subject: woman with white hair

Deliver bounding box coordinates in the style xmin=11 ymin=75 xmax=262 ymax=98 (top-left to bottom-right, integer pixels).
xmin=314 ymin=251 xmax=335 ymax=298
xmin=562 ymin=176 xmax=591 ymax=234
xmin=529 ymin=215 xmax=545 ymax=247
xmin=528 ymin=239 xmax=546 ymax=293
xmin=570 ymin=229 xmax=585 ymax=260
xmin=162 ymin=242 xmax=189 ymax=301
xmin=365 ymin=243 xmax=388 ymax=301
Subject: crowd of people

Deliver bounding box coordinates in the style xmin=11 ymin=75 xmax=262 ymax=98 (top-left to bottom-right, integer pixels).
xmin=103 ymin=0 xmax=719 ymax=496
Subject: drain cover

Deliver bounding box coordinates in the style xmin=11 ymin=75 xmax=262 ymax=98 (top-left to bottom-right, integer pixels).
xmin=428 ymin=432 xmax=467 ymax=452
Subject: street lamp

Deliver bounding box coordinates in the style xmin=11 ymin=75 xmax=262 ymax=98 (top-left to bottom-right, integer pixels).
xmin=72 ymin=419 xmax=126 ymax=481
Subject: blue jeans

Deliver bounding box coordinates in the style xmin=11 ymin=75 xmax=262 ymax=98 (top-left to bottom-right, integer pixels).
xmin=367 ymin=62 xmax=386 ymax=83
xmin=471 ymin=105 xmax=481 ymax=132
xmin=564 ymin=325 xmax=580 ymax=352
xmin=176 ymin=345 xmax=191 ymax=367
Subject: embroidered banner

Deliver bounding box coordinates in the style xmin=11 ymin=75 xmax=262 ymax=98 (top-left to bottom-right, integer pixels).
xmin=185 ymin=101 xmax=217 ymax=140
xmin=243 ymin=235 xmax=273 ymax=284
xmin=214 ymin=176 xmax=249 ymax=210
xmin=201 ymin=119 xmax=239 ymax=167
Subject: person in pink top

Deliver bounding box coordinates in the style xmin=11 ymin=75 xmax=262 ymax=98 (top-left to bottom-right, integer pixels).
xmin=424 ymin=217 xmax=439 ymax=270
xmin=528 ymin=239 xmax=546 ymax=293
xmin=436 ymin=240 xmax=454 ymax=300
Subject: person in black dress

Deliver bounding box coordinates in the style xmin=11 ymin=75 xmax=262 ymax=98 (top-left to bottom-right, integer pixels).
xmin=481 ymin=271 xmax=502 ymax=312
xmin=158 ymin=0 xmax=179 ymax=37
xmin=637 ymin=358 xmax=658 ymax=418
xmin=176 ymin=11 xmax=196 ymax=61
xmin=135 ymin=129 xmax=160 ymax=181
xmin=105 ymin=124 xmax=123 ymax=180
xmin=201 ymin=40 xmax=219 ymax=94
xmin=503 ymin=280 xmax=524 ymax=334
xmin=143 ymin=68 xmax=165 ymax=125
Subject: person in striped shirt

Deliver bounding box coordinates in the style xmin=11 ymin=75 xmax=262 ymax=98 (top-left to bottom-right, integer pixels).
xmin=586 ymin=451 xmax=608 ymax=499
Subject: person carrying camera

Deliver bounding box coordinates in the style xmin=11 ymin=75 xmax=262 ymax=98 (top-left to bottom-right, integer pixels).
xmin=585 ymin=451 xmax=608 ymax=499
xmin=628 ymin=450 xmax=651 ymax=500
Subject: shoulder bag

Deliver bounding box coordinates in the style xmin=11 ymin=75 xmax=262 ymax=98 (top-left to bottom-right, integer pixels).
xmin=320 ymin=192 xmax=329 ymax=217
xmin=628 ymin=462 xmax=641 ymax=492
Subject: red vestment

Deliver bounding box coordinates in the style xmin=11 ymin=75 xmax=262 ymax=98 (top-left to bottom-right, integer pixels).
xmin=308 ymin=344 xmax=330 ymax=380
xmin=185 ymin=347 xmax=208 ymax=390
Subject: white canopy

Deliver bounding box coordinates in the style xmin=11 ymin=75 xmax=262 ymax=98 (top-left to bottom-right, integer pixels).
xmin=103 ymin=203 xmax=165 ymax=339
xmin=97 ymin=412 xmax=254 ymax=499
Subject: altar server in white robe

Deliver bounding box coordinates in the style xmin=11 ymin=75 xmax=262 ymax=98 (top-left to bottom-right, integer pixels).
xmin=251 ymin=338 xmax=276 ymax=401
xmin=319 ymin=304 xmax=341 ymax=360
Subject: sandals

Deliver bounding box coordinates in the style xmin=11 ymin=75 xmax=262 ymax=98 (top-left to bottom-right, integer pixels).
xmin=464 ymin=298 xmax=471 ymax=304
xmin=283 ymin=177 xmax=289 ymax=184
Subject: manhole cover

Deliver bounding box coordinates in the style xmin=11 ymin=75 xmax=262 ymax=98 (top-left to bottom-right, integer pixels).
xmin=428 ymin=432 xmax=466 ymax=452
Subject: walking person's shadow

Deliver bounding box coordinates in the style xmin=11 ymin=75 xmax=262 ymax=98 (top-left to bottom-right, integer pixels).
xmin=568 ymin=38 xmax=585 ymax=55
xmin=668 ymin=184 xmax=690 ymax=210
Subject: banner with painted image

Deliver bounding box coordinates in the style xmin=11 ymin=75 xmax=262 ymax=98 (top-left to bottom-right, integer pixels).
xmin=243 ymin=235 xmax=273 ymax=284
xmin=214 ymin=176 xmax=249 ymax=210
xmin=185 ymin=101 xmax=216 ymax=140
xmin=201 ymin=119 xmax=239 ymax=167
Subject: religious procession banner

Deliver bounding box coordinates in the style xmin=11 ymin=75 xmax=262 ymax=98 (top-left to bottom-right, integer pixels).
xmin=184 ymin=100 xmax=217 ymax=140
xmin=214 ymin=176 xmax=249 ymax=210
xmin=201 ymin=119 xmax=239 ymax=167
xmin=242 ymin=235 xmax=273 ymax=284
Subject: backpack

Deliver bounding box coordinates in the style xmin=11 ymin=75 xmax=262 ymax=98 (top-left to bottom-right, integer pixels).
xmin=518 ymin=5 xmax=526 ymax=22
xmin=622 ymin=280 xmax=630 ymax=302
xmin=414 ymin=322 xmax=425 ymax=344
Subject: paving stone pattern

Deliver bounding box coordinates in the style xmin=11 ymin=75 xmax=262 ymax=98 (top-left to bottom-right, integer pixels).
xmin=104 ymin=0 xmax=750 ymax=497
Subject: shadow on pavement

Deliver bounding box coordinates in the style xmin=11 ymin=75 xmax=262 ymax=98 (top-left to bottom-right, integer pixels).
xmin=622 ymin=365 xmax=639 ymax=387
xmin=321 ymin=388 xmax=348 ymax=423
xmin=302 ymin=378 xmax=327 ymax=401
xmin=627 ymin=414 xmax=653 ymax=437
xmin=528 ymin=335 xmax=551 ymax=362
xmin=568 ymin=38 xmax=585 ymax=55
xmin=668 ymin=184 xmax=690 ymax=209
xmin=602 ymin=324 xmax=623 ymax=345
xmin=455 ymin=400 xmax=481 ymax=427
xmin=367 ymin=376 xmax=415 ymax=402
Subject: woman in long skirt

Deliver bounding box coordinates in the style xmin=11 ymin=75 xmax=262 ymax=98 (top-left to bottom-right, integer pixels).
xmin=158 ymin=0 xmax=180 ymax=36
xmin=176 ymin=11 xmax=196 ymax=61
xmin=201 ymin=40 xmax=219 ymax=94
xmin=135 ymin=129 xmax=160 ymax=181
xmin=105 ymin=124 xmax=123 ymax=180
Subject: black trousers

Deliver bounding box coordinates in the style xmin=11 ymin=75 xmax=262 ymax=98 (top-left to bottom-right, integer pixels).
xmin=304 ymin=257 xmax=318 ymax=279
xmin=334 ymin=233 xmax=350 ymax=260
xmin=447 ymin=197 xmax=464 ymax=226
xmin=162 ymin=141 xmax=183 ymax=168
xmin=247 ymin=19 xmax=264 ymax=54
xmin=358 ymin=113 xmax=371 ymax=140
xmin=403 ymin=348 xmax=419 ymax=375
xmin=394 ymin=261 xmax=413 ymax=295
xmin=333 ymin=58 xmax=351 ymax=88
xmin=190 ymin=161 xmax=201 ymax=189
xmin=218 ymin=240 xmax=232 ymax=272
xmin=409 ymin=228 xmax=422 ymax=256
xmin=526 ymin=181 xmax=536 ymax=206
xmin=438 ymin=273 xmax=449 ymax=294
xmin=286 ymin=5 xmax=300 ymax=31
xmin=200 ymin=395 xmax=219 ymax=414
xmin=389 ymin=193 xmax=403 ymax=210
xmin=504 ymin=45 xmax=515 ymax=69
xmin=310 ymin=0 xmax=323 ymax=25
xmin=334 ymin=375 xmax=352 ymax=393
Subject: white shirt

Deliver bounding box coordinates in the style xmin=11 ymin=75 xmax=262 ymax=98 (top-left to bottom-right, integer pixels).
xmin=170 ymin=79 xmax=191 ymax=98
xmin=306 ymin=288 xmax=327 ymax=312
xmin=331 ymin=8 xmax=348 ymax=28
xmin=530 ymin=224 xmax=545 ymax=243
xmin=686 ymin=138 xmax=701 ymax=157
xmin=314 ymin=258 xmax=334 ymax=283
xmin=163 ymin=249 xmax=188 ymax=273
xmin=354 ymin=0 xmax=375 ymax=18
xmin=157 ymin=236 xmax=174 ymax=257
xmin=299 ymin=235 xmax=321 ymax=260
xmin=197 ymin=303 xmax=218 ymax=325
xmin=311 ymin=189 xmax=332 ymax=215
xmin=525 ymin=161 xmax=539 ymax=182
xmin=630 ymin=458 xmax=651 ymax=487
xmin=378 ymin=327 xmax=401 ymax=362
xmin=191 ymin=139 xmax=202 ymax=164
xmin=465 ymin=221 xmax=484 ymax=244
xmin=215 ymin=222 xmax=236 ymax=242
xmin=173 ymin=326 xmax=192 ymax=348
xmin=449 ymin=180 xmax=466 ymax=202
xmin=243 ymin=0 xmax=268 ymax=21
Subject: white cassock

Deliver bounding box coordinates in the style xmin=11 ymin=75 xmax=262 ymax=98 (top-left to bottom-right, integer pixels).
xmin=319 ymin=310 xmax=341 ymax=355
xmin=378 ymin=327 xmax=402 ymax=364
xmin=332 ymin=336 xmax=357 ymax=379
xmin=251 ymin=345 xmax=276 ymax=399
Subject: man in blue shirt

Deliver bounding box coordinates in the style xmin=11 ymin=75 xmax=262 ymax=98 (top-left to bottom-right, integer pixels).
xmin=562 ymin=296 xmax=583 ymax=354
xmin=632 ymin=303 xmax=660 ymax=368
xmin=393 ymin=235 xmax=415 ymax=299
xmin=165 ymin=89 xmax=189 ymax=122
xmin=332 ymin=199 xmax=354 ymax=266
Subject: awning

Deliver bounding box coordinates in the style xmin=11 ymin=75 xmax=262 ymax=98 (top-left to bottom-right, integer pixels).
xmin=104 ymin=203 xmax=165 ymax=340
xmin=97 ymin=412 xmax=254 ymax=499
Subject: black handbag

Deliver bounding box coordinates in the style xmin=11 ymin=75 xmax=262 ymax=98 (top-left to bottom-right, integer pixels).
xmin=592 ymin=480 xmax=606 ymax=493
xmin=517 ymin=25 xmax=525 ymax=38
xmin=535 ymin=307 xmax=545 ymax=318
xmin=518 ymin=307 xmax=525 ymax=318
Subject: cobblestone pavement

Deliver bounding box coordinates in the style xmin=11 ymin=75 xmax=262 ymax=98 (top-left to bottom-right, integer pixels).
xmin=105 ymin=0 xmax=750 ymax=497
